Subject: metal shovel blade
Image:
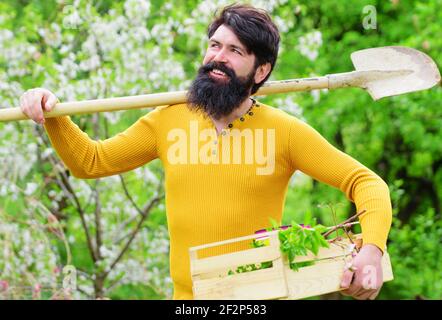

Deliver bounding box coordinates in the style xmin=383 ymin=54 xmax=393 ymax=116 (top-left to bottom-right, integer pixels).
xmin=351 ymin=46 xmax=441 ymax=100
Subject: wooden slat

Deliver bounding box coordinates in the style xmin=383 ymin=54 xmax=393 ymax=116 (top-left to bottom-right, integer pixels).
xmin=193 ymin=264 xmax=288 ymax=300
xmin=287 ymin=243 xmax=352 ymax=264
xmin=382 ymin=252 xmax=394 ymax=282
xmin=189 ymin=230 xmax=279 ymax=252
xmin=191 ymin=244 xmax=280 ymax=276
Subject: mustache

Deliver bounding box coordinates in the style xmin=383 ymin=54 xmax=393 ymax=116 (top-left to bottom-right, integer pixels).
xmin=199 ymin=61 xmax=236 ymax=79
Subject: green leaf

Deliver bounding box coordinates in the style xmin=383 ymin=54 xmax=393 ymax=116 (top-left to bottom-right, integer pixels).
xmin=303 ymin=211 xmax=312 ymax=226
xmin=311 ymin=237 xmax=319 ymax=256
xmin=269 ymin=218 xmax=280 ymax=230
xmin=314 ymin=224 xmax=327 ymax=234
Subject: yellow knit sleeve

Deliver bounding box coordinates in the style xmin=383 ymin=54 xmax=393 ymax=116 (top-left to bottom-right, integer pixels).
xmin=43 ymin=109 xmax=160 ymax=179
xmin=288 ymin=117 xmax=392 ymax=252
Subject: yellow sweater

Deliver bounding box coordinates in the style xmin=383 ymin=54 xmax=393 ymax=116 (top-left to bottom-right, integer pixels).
xmin=44 ymin=101 xmax=392 ymax=299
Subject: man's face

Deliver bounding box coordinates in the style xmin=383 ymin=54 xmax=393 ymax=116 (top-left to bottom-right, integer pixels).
xmin=187 ymin=25 xmax=259 ymax=120
xmin=202 ymin=24 xmax=257 ymax=83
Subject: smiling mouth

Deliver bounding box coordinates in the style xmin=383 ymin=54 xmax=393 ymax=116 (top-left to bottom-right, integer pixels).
xmin=209 ymin=68 xmax=229 ymax=80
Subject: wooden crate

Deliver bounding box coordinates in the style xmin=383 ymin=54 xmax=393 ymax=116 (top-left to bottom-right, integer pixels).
xmin=189 ymin=231 xmax=394 ymax=300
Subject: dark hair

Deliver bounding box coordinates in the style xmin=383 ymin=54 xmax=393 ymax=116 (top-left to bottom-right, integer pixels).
xmin=207 ymin=4 xmax=280 ymax=94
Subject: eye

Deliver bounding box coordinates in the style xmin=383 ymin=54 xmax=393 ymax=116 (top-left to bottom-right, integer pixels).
xmin=232 ymin=48 xmax=242 ymax=55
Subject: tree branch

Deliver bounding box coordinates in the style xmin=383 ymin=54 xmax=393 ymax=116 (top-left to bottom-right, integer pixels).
xmin=103 ymin=177 xmax=164 ymax=278
xmin=37 ymin=130 xmax=98 ymax=263
xmin=322 ymin=209 xmax=367 ymax=238
xmin=92 ymin=114 xmax=103 ymax=258
xmin=94 ymin=180 xmax=103 ymax=259
xmin=119 ymin=174 xmax=143 ymax=216
xmin=104 ymin=194 xmax=163 ymax=279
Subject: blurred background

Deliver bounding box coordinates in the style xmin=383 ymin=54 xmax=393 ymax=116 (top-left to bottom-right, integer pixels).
xmin=0 ymin=0 xmax=440 ymax=299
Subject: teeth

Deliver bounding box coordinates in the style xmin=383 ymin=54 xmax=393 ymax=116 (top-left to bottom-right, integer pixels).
xmin=212 ymin=69 xmax=226 ymax=76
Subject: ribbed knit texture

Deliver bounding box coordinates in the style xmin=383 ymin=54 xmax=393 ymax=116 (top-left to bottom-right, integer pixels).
xmin=44 ymin=101 xmax=392 ymax=299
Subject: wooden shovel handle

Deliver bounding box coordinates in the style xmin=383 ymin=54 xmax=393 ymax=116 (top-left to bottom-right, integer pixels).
xmin=0 ymin=77 xmax=329 ymax=122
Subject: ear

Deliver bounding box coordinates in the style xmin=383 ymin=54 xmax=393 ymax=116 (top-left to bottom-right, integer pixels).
xmin=254 ymin=62 xmax=272 ymax=84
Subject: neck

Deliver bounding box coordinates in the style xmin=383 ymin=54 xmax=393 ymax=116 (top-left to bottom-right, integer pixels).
xmin=211 ymin=97 xmax=253 ymax=127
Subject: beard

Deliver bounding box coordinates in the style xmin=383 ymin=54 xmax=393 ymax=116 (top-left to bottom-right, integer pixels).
xmin=186 ymin=61 xmax=256 ymax=120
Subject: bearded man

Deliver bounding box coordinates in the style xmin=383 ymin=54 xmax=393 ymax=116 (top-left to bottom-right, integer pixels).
xmin=19 ymin=4 xmax=392 ymax=300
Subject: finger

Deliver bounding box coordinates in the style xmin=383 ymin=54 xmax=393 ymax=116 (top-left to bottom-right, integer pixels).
xmin=340 ymin=266 xmax=356 ymax=296
xmin=41 ymin=92 xmax=49 ymax=111
xmin=30 ymin=91 xmax=45 ymax=124
xmin=340 ymin=269 xmax=355 ymax=289
xmin=340 ymin=288 xmax=352 ymax=297
xmin=20 ymin=90 xmax=39 ymax=121
xmin=344 ymin=282 xmax=362 ymax=297
xmin=22 ymin=95 xmax=38 ymax=122
xmin=369 ymin=289 xmax=380 ymax=300
xmin=353 ymin=287 xmax=376 ymax=300
xmin=26 ymin=94 xmax=41 ymax=123
xmin=342 ymin=272 xmax=364 ymax=297
xmin=19 ymin=94 xmax=30 ymax=117
xmin=43 ymin=93 xmax=57 ymax=112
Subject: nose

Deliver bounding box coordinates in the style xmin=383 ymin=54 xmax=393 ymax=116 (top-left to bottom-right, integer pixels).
xmin=212 ymin=48 xmax=228 ymax=64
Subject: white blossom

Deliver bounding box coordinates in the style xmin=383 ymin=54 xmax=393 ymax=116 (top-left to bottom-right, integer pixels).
xmin=124 ymin=0 xmax=151 ymax=26
xmin=24 ymin=182 xmax=38 ymax=196
xmin=275 ymin=96 xmax=304 ymax=119
xmin=297 ymin=30 xmax=323 ymax=61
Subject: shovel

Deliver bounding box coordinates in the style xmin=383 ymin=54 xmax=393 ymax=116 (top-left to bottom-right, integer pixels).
xmin=0 ymin=46 xmax=440 ymax=122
